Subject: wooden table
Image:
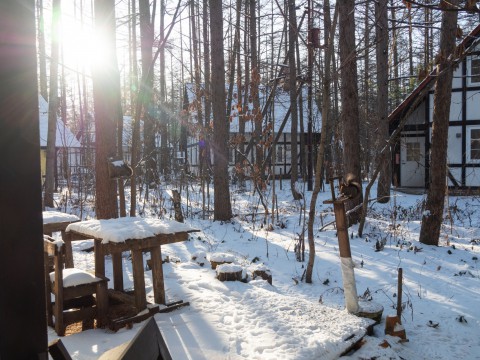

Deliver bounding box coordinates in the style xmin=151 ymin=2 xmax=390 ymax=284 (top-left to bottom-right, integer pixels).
xmin=65 ymin=217 xmax=199 ymax=312
xmin=42 ymin=211 xmax=80 ymax=267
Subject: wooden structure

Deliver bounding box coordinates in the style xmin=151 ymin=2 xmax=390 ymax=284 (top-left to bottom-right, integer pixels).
xmin=65 ymin=217 xmax=198 ymax=318
xmin=0 ymin=2 xmax=48 ymax=357
xmin=43 ymin=211 xmax=80 ymax=267
xmin=99 ymin=318 xmax=172 ymax=360
xmin=44 ymin=236 xmax=109 ymax=336
xmin=389 ymin=24 xmax=480 ymax=188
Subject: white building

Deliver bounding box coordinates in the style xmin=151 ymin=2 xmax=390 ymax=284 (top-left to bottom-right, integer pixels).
xmin=389 ymin=24 xmax=480 ymax=189
xmin=182 ymin=83 xmax=321 ymax=179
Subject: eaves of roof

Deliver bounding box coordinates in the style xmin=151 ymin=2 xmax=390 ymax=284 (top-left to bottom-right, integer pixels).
xmin=388 ymin=23 xmax=480 ymax=129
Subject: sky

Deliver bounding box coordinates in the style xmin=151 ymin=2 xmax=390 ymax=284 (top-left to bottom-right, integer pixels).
xmin=46 ymin=181 xmax=480 ymax=359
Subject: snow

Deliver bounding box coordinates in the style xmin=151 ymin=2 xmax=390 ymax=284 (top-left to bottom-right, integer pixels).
xmin=43 ymin=210 xmax=80 ymax=224
xmin=52 ymin=268 xmax=101 ymax=287
xmin=215 ymin=263 xmax=243 ymax=273
xmin=65 ymin=217 xmax=198 ymax=243
xmin=209 ymin=252 xmax=236 ymax=263
xmin=47 ymin=182 xmax=480 ymax=359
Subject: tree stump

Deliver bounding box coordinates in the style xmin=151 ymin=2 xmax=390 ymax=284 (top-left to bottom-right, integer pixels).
xmin=210 ymin=253 xmax=236 ymax=269
xmin=252 ymin=268 xmax=272 ymax=285
xmin=356 ymin=300 xmax=384 ymax=324
xmin=216 ymin=264 xmax=243 ymax=282
xmin=385 ymin=315 xmax=407 ymax=340
xmin=171 ymin=189 xmax=184 ymax=223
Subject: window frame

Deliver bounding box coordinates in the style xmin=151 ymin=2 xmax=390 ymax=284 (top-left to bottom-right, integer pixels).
xmin=467 ymin=54 xmax=480 ymax=86
xmin=466 ymin=126 xmax=480 ymax=163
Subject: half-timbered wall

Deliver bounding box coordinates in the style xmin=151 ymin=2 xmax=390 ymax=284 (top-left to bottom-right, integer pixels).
xmin=398 ymin=44 xmax=480 ymax=188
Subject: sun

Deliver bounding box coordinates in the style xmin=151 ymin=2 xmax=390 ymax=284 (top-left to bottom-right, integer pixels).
xmin=59 ymin=16 xmax=114 ymax=72
xmin=59 ymin=19 xmax=96 ymax=69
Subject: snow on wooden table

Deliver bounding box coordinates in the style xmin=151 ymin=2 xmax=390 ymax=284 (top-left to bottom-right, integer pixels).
xmin=42 ymin=211 xmax=80 ymax=224
xmin=66 ymin=216 xmax=198 ymax=244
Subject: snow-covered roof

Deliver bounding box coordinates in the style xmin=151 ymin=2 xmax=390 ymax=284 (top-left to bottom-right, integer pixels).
xmin=38 ymin=96 xmax=81 ymax=148
xmin=184 ymin=83 xmax=322 ymax=133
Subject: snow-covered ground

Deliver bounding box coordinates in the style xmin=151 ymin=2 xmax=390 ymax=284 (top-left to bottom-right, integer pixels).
xmin=48 ymin=181 xmax=480 ymax=359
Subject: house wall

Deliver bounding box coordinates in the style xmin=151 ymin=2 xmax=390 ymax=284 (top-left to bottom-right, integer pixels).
xmin=398 ymin=50 xmax=480 ymax=188
xmin=183 ymin=131 xmax=310 ymax=179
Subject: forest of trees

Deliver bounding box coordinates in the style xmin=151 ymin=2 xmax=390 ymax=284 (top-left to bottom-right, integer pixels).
xmin=37 ymin=0 xmax=479 ymax=249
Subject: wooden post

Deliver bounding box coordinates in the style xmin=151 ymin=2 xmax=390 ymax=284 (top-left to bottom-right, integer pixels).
xmin=397 ymin=267 xmax=403 ymax=321
xmin=94 ymin=239 xmax=106 ymax=277
xmin=131 ymin=249 xmax=147 ymax=311
xmin=150 ymin=246 xmax=166 ymax=305
xmin=64 ymin=231 xmax=74 ymax=268
xmin=0 ymin=1 xmax=48 ymax=357
xmin=112 ymin=253 xmax=124 ymax=291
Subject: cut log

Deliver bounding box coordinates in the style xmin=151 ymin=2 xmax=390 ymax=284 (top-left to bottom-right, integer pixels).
xmin=252 ymin=269 xmax=272 ymax=285
xmin=216 ymin=264 xmax=243 ymax=282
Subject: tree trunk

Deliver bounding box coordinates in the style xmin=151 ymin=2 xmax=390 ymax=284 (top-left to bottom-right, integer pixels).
xmin=139 ymin=0 xmax=156 ymax=188
xmin=249 ymin=0 xmax=263 ymax=184
xmin=339 ymin=0 xmax=362 ymax=224
xmin=202 ymin=0 xmax=212 ymax=217
xmin=44 ymin=0 xmax=61 ymax=208
xmin=37 ymin=0 xmax=48 ymax=101
xmin=159 ymin=0 xmax=169 ymax=178
xmin=375 ymin=0 xmax=391 ymax=203
xmin=288 ymin=0 xmax=302 ymax=200
xmin=306 ymin=1 xmax=338 ymax=284
xmin=210 ymin=0 xmax=232 ymax=221
xmin=130 ymin=0 xmax=140 ymax=216
xmin=419 ymin=0 xmax=458 ymax=246
xmin=92 ymin=0 xmax=121 ymax=220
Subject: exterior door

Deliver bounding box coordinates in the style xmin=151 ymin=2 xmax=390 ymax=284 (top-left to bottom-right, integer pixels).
xmin=400 ymin=136 xmax=425 ymax=187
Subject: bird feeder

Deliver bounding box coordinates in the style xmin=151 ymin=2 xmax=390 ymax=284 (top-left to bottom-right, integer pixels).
xmin=107 ymin=157 xmax=133 ymax=179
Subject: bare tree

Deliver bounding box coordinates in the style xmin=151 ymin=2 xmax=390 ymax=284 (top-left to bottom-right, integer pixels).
xmin=339 ymin=0 xmax=363 ymax=223
xmin=210 ymin=0 xmax=233 ymax=221
xmin=92 ymin=0 xmax=121 ymax=219
xmin=37 ymin=0 xmax=48 ymax=100
xmin=288 ymin=0 xmax=302 ymax=200
xmin=130 ymin=0 xmax=140 ymax=216
xmin=306 ymin=1 xmax=338 ymax=283
xmin=375 ymin=0 xmax=391 ymax=203
xmin=44 ymin=0 xmax=61 ymax=208
xmin=419 ymin=0 xmax=459 ymax=246
xmin=139 ymin=0 xmax=157 ymax=188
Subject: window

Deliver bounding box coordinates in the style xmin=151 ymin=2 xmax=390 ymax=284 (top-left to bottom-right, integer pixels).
xmin=406 ymin=142 xmax=421 ymax=162
xmin=277 ymin=146 xmax=283 ymax=163
xmin=468 ymin=55 xmax=480 ymax=85
xmin=468 ymin=127 xmax=480 ymax=162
